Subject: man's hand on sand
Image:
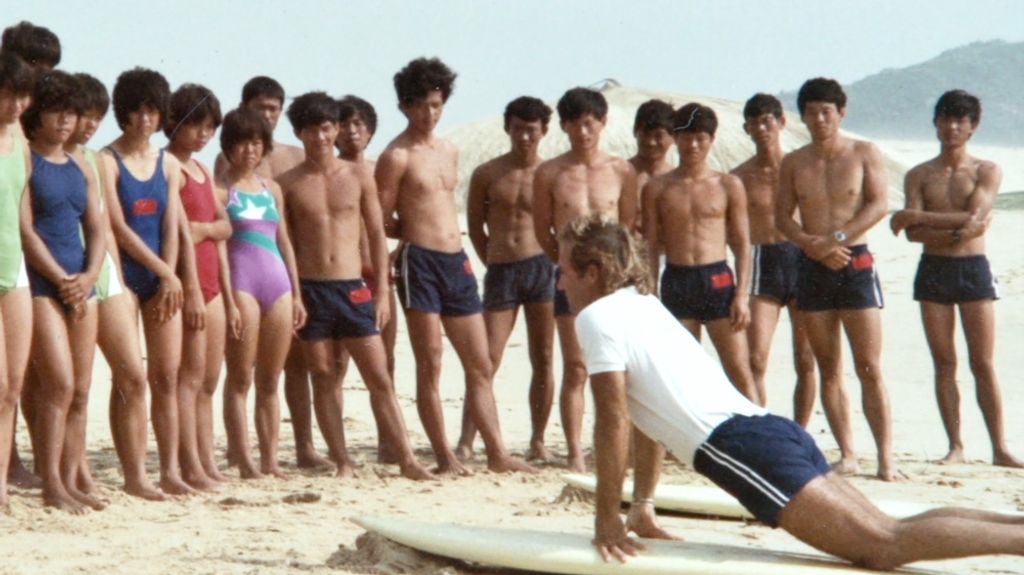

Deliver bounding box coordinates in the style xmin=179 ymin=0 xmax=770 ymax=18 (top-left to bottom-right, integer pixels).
xmin=594 ymin=514 xmax=645 ymax=563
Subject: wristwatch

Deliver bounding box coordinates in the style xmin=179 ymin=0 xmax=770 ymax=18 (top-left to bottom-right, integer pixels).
xmin=832 ymin=230 xmax=847 ymax=243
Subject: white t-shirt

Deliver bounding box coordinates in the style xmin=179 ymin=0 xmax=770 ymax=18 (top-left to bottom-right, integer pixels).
xmin=576 ymin=286 xmax=767 ymax=466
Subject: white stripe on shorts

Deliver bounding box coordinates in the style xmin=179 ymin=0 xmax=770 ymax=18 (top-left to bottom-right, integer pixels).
xmin=699 ymin=442 xmax=790 ymax=509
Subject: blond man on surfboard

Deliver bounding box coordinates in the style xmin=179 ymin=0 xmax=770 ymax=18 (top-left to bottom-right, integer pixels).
xmin=558 ymin=214 xmax=1024 ymax=570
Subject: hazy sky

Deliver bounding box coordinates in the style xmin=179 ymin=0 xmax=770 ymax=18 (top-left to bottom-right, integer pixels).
xmin=8 ymin=0 xmax=1023 ymax=161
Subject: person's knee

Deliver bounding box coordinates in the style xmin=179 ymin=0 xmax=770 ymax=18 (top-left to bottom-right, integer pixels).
xmin=930 ymin=354 xmax=957 ymax=380
xmin=414 ymin=350 xmax=443 ymax=381
xmin=853 ymin=359 xmax=884 ymax=388
xmin=967 ymin=354 xmax=995 ymax=380
xmin=69 ymin=386 xmax=90 ymax=412
xmin=857 ymin=527 xmax=903 ymax=571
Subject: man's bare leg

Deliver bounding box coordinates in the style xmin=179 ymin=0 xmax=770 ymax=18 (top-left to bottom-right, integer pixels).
xmin=803 ymin=310 xmax=859 ymax=474
xmin=790 ymin=305 xmax=817 ymax=427
xmin=920 ymin=301 xmax=963 ymax=463
xmin=522 ymin=301 xmax=555 ymax=461
xmin=960 ymin=299 xmax=1024 ymax=468
xmin=99 ymin=294 xmax=164 ymax=500
xmin=61 ymin=301 xmax=105 ymax=510
xmin=283 ymin=342 xmax=329 ymax=468
xmin=343 ymin=336 xmax=433 ymax=480
xmin=747 ymin=297 xmax=782 ymax=406
xmin=303 ymin=339 xmax=356 ymax=478
xmin=251 ymin=295 xmax=293 ymax=478
xmin=455 ymin=306 xmax=518 ymax=461
xmin=442 ymin=314 xmax=533 ymax=473
xmin=779 ymin=473 xmax=1024 ymax=569
xmin=405 ymin=310 xmax=468 ymax=475
xmin=375 ymin=288 xmax=401 ymax=463
xmin=556 ymin=315 xmax=588 ymax=472
xmin=141 ymin=299 xmax=192 ymax=495
xmin=196 ymin=297 xmax=228 ymax=482
xmin=841 ymin=308 xmax=901 ymax=481
xmin=706 ymin=319 xmax=761 ymax=404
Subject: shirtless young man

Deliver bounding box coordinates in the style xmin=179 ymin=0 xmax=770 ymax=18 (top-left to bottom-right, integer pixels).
xmin=643 ymin=103 xmax=759 ymax=404
xmin=891 ymin=90 xmax=1023 ymax=468
xmin=559 ymin=216 xmax=1024 ymax=571
xmin=279 ymin=92 xmax=431 ymax=480
xmin=628 ymin=99 xmax=674 ymax=234
xmin=212 ymin=76 xmax=312 ymax=467
xmin=775 ymin=78 xmax=900 ymax=481
xmin=377 ymin=57 xmax=531 ymax=475
xmin=456 ymin=96 xmax=556 ymax=462
xmin=731 ymin=94 xmax=816 ymax=422
xmin=533 ymin=87 xmax=638 ymax=471
xmin=0 ymin=53 xmax=34 ymax=505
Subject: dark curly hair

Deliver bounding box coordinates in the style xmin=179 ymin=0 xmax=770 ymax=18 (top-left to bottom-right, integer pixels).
xmin=165 ymin=83 xmax=222 ymax=140
xmin=797 ymin=77 xmax=846 ymax=115
xmin=1 ymin=21 xmax=61 ymax=69
xmin=0 ymin=52 xmax=34 ymax=95
xmin=286 ymin=91 xmax=339 ymax=133
xmin=220 ymin=107 xmax=273 ymax=158
xmin=393 ymin=57 xmax=456 ymax=106
xmin=633 ymin=99 xmax=674 ymax=133
xmin=672 ymin=103 xmax=718 ymax=136
xmin=112 ymin=67 xmax=171 ymax=130
xmin=73 ymin=73 xmax=109 ymax=116
xmin=503 ymin=96 xmax=552 ymax=130
xmin=20 ymin=69 xmax=78 ymax=139
xmin=337 ymin=94 xmax=377 ymax=136
xmin=556 ymin=88 xmax=607 ymax=122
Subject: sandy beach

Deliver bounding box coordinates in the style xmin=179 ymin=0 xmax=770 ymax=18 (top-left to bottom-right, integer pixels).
xmin=1 ymin=207 xmax=1022 ymax=574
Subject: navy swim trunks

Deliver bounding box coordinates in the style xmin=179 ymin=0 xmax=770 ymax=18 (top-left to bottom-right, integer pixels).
xmin=395 ymin=243 xmax=482 ymax=316
xmin=913 ymin=254 xmax=998 ymax=304
xmin=750 ymin=241 xmax=801 ymax=305
xmin=797 ymin=245 xmax=883 ymax=312
xmin=554 ymin=266 xmax=573 ymax=317
xmin=297 ymin=278 xmax=379 ymax=341
xmin=482 ymin=253 xmax=555 ymax=311
xmin=693 ymin=414 xmax=831 ymax=527
xmin=660 ymin=260 xmax=735 ymax=323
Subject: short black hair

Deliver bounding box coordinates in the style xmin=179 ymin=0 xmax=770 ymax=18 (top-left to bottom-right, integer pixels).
xmin=503 ymin=96 xmax=552 ymax=130
xmin=20 ymin=70 xmax=78 ymax=139
xmin=337 ymin=94 xmax=378 ymax=135
xmin=1 ymin=21 xmax=61 ymax=70
xmin=0 ymin=52 xmax=34 ymax=95
xmin=557 ymin=87 xmax=608 ymax=122
xmin=393 ymin=57 xmax=456 ymax=106
xmin=743 ymin=93 xmax=783 ymax=120
xmin=633 ymin=99 xmax=674 ymax=133
xmin=672 ymin=103 xmax=718 ymax=136
xmin=241 ymin=76 xmax=285 ymax=106
xmin=286 ymin=91 xmax=339 ymax=133
xmin=72 ymin=73 xmax=109 ymax=116
xmin=220 ymin=107 xmax=273 ymax=157
xmin=111 ymin=67 xmax=170 ymax=130
xmin=797 ymin=77 xmax=846 ymax=115
xmin=933 ymin=89 xmax=981 ymax=127
xmin=165 ymin=83 xmax=222 ymax=140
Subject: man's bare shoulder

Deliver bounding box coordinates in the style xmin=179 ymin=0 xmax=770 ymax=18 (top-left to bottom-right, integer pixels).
xmin=535 ymin=152 xmax=573 ymax=176
xmin=645 ymin=169 xmax=676 ymax=193
xmin=471 ymin=154 xmax=509 ymax=185
xmin=607 ymin=153 xmax=636 ymax=177
xmin=730 ymin=156 xmax=757 ymax=177
xmin=276 ymin=162 xmax=305 ymax=190
xmin=975 ymin=156 xmax=1002 ymax=179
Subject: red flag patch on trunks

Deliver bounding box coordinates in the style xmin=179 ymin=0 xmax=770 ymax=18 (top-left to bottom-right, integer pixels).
xmin=711 ymin=271 xmax=733 ymax=289
xmin=349 ymin=286 xmax=372 ymax=304
xmin=852 ymin=252 xmax=874 ymax=271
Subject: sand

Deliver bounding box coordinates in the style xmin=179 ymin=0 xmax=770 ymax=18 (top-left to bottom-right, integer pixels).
xmin=1 ymin=208 xmax=1023 ymax=575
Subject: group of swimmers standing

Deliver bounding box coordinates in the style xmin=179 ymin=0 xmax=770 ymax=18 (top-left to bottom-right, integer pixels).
xmin=0 ymin=20 xmax=1016 ymax=515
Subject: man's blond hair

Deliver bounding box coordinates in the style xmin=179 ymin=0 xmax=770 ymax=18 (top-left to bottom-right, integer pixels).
xmin=559 ymin=215 xmax=653 ymax=296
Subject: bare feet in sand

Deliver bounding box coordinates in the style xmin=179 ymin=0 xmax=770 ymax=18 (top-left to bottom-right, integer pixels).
xmin=399 ymin=461 xmax=436 ymax=481
xmin=203 ymin=463 xmax=229 ymax=483
xmin=567 ymin=450 xmax=586 ymax=473
xmin=488 ymin=455 xmax=537 ymax=474
xmin=68 ymin=486 xmax=107 ymax=511
xmin=238 ymin=462 xmax=265 ymax=480
xmin=831 ymin=457 xmax=861 ymax=476
xmin=936 ymin=448 xmax=965 ymax=465
xmin=9 ymin=464 xmax=42 ymax=489
xmin=184 ymin=470 xmax=223 ymax=492
xmin=335 ymin=464 xmax=356 ymax=479
xmin=877 ymin=467 xmax=908 ymax=482
xmin=124 ymin=481 xmax=168 ymax=502
xmin=454 ymin=443 xmax=474 ymax=463
xmin=296 ymin=449 xmax=332 ymax=469
xmin=160 ymin=475 xmax=197 ymax=496
xmin=377 ymin=442 xmax=402 ymax=465
xmin=260 ymin=464 xmax=288 ymax=479
xmin=43 ymin=487 xmax=87 ymax=515
xmin=993 ymin=450 xmax=1024 ymax=468
xmin=434 ymin=455 xmax=473 ymax=477
xmin=527 ymin=441 xmax=554 ymax=463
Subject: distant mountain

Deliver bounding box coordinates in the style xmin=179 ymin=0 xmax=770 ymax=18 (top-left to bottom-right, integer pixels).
xmin=779 ymin=40 xmax=1024 ymax=146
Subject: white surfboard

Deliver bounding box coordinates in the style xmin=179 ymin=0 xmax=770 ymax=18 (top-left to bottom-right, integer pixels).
xmin=563 ymin=474 xmax=1022 ymax=521
xmin=353 ymin=515 xmax=947 ymax=575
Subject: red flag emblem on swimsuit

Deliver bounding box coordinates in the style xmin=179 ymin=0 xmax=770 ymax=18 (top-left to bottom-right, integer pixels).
xmin=710 ymin=271 xmax=733 ymax=289
xmin=349 ymin=287 xmax=373 ymax=305
xmin=132 ymin=198 xmax=159 ymax=216
xmin=463 ymin=259 xmax=474 ymax=275
xmin=852 ymin=252 xmax=874 ymax=271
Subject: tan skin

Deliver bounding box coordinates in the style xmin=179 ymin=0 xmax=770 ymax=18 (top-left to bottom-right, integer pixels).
xmin=213 ymin=94 xmax=305 ymax=468
xmin=775 ymin=100 xmax=900 ymax=481
xmin=64 ymin=110 xmax=166 ymax=501
xmin=643 ymin=130 xmax=759 ymax=405
xmin=101 ymin=104 xmax=195 ymax=495
xmin=732 ymin=112 xmax=817 ymax=421
xmin=168 ymin=115 xmax=234 ymax=487
xmin=20 ymin=107 xmax=107 ymax=514
xmin=532 ymin=111 xmax=638 ymax=472
xmin=628 ymin=126 xmax=674 ymax=235
xmin=377 ymin=88 xmax=532 ymax=475
xmin=0 ymin=90 xmax=36 ymax=503
xmin=456 ymin=115 xmax=556 ymax=463
xmin=218 ymin=136 xmax=306 ymax=479
xmin=279 ymin=116 xmax=432 ymax=481
xmin=559 ymin=236 xmax=1024 ymax=569
xmin=892 ymin=113 xmax=1022 ymax=468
